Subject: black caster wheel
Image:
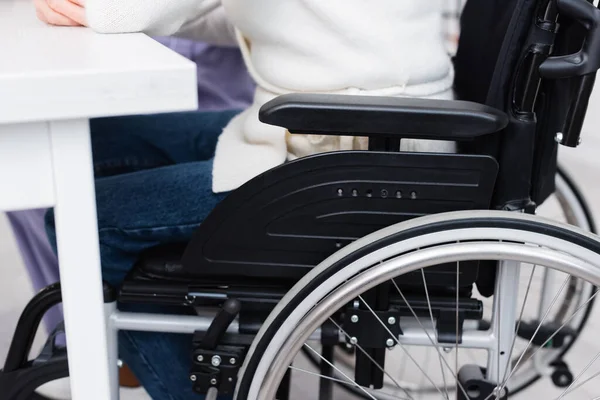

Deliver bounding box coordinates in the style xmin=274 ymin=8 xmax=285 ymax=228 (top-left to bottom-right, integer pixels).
xmin=551 ymin=361 xmax=574 ymax=388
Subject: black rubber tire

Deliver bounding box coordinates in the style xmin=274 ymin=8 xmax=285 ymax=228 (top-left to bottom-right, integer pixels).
xmin=236 ymin=212 xmax=600 ymax=399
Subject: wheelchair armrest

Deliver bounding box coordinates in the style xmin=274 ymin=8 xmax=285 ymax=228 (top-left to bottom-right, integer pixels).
xmin=259 ymin=93 xmax=508 ymax=141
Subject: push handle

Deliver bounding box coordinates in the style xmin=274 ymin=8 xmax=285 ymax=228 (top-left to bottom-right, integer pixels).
xmin=540 ymin=0 xmax=600 ymax=79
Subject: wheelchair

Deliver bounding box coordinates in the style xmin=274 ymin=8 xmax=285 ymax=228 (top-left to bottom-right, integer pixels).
xmin=3 ymin=0 xmax=600 ymax=398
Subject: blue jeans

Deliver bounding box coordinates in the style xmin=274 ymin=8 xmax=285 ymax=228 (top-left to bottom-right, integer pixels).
xmin=46 ymin=110 xmax=238 ymax=399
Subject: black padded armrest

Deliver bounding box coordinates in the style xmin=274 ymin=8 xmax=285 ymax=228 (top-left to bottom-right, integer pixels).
xmin=259 ymin=93 xmax=508 ymax=141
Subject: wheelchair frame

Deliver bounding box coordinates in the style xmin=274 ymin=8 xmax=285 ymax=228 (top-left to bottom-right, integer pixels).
xmin=4 ymin=0 xmax=600 ymax=399
xmin=1 ymin=166 xmax=596 ymax=400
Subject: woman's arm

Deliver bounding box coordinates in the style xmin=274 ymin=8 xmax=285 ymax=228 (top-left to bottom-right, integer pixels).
xmin=85 ymin=0 xmax=222 ymax=36
xmin=35 ymin=0 xmax=86 ymax=27
xmin=35 ymin=0 xmax=236 ymax=47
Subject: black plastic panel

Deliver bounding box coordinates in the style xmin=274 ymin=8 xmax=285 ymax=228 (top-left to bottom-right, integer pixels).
xmin=259 ymin=93 xmax=508 ymax=141
xmin=139 ymin=151 xmax=499 ymax=283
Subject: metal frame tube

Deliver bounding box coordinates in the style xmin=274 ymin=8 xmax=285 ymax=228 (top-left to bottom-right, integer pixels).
xmin=487 ymin=260 xmax=522 ymax=384
xmin=104 ymin=301 xmax=119 ymax=400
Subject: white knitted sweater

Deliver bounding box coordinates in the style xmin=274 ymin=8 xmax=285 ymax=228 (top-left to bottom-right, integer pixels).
xmin=86 ymin=0 xmax=454 ymax=193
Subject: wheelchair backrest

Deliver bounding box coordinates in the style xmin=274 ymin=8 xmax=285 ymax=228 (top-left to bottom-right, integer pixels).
xmin=456 ymin=0 xmax=600 ymax=208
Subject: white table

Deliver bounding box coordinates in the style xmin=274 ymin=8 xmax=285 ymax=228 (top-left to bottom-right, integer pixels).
xmin=0 ymin=1 xmax=198 ymax=399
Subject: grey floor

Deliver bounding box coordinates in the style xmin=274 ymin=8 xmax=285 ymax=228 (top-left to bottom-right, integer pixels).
xmin=4 ymin=89 xmax=600 ymax=398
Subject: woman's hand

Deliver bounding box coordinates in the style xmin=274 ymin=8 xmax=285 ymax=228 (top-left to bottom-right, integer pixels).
xmin=34 ymin=0 xmax=87 ymax=27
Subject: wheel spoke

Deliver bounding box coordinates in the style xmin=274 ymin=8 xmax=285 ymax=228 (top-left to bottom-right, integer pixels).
xmin=289 ymin=365 xmax=357 ymax=386
xmin=494 ymin=275 xmax=571 ymax=396
xmin=499 ymin=264 xmax=537 ymax=386
xmin=455 ymin=261 xmax=460 ymax=395
xmin=558 ymin=368 xmax=600 ymax=397
xmin=502 ymin=286 xmax=600 ymax=396
xmin=358 ymin=294 xmax=449 ymax=399
xmin=483 ymin=260 xmax=521 ymax=399
xmin=391 ymin=279 xmax=467 ymax=400
xmin=557 ymin=352 xmax=600 ymax=400
xmin=291 ymin=364 xmax=414 ymax=400
xmin=303 ymin=343 xmax=378 ymax=400
xmin=422 ymin=269 xmax=450 ymax=399
xmin=328 ymin=317 xmax=415 ymax=400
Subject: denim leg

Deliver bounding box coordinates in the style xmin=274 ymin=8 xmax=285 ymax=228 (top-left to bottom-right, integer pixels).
xmin=44 ymin=110 xmax=238 ymax=399
xmin=45 ymin=157 xmax=227 ymax=287
xmin=118 ymin=328 xmax=233 ymax=400
xmin=45 ymin=159 xmax=229 ymax=400
xmin=46 ymin=109 xmax=238 ymax=279
xmin=46 ymin=109 xmax=237 ymax=283
xmin=106 ymin=160 xmax=228 ymax=400
xmin=118 ymin=330 xmax=199 ymax=400
xmin=91 ymin=159 xmax=227 ymax=286
xmin=89 ymin=110 xmax=240 ymax=177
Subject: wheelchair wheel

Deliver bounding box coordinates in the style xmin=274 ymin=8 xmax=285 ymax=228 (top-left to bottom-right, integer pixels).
xmin=236 ymin=210 xmax=600 ymax=399
xmin=298 ymin=167 xmax=597 ymax=398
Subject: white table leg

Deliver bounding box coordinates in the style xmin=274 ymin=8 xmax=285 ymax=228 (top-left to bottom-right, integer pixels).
xmin=50 ymin=119 xmax=114 ymax=400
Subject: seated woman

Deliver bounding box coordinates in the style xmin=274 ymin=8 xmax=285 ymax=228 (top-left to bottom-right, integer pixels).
xmin=37 ymin=0 xmax=453 ymax=399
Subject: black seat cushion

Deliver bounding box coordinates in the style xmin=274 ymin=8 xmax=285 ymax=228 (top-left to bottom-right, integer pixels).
xmin=136 ymin=243 xmax=188 ymax=279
